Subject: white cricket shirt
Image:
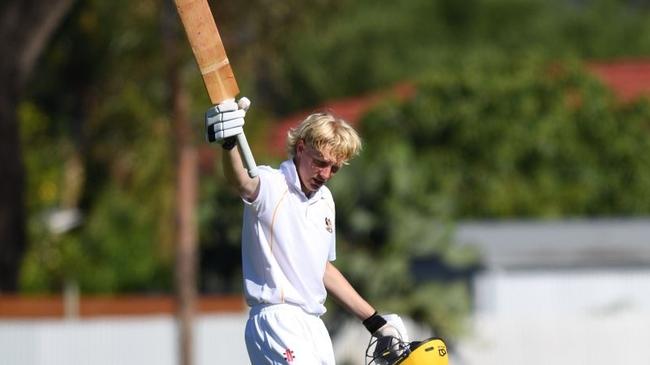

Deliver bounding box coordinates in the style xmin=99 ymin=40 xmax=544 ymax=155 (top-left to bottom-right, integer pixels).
xmin=241 ymin=160 xmax=336 ymax=316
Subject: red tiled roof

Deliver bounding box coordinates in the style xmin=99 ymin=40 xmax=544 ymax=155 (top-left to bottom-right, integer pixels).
xmin=267 ymin=82 xmax=415 ymax=157
xmin=587 ymin=60 xmax=650 ymax=103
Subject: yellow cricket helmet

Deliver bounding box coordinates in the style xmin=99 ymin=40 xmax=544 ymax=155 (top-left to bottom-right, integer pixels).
xmin=366 ymin=336 xmax=449 ymax=365
xmin=397 ymin=338 xmax=448 ymax=365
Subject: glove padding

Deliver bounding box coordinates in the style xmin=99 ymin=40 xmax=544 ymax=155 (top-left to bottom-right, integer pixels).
xmin=205 ymin=97 xmax=251 ymax=144
xmin=375 ymin=314 xmax=409 ymax=341
xmin=373 ymin=314 xmax=409 ymax=362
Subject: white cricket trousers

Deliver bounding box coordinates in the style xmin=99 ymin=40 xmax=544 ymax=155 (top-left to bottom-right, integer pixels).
xmin=245 ymin=304 xmax=336 ymax=365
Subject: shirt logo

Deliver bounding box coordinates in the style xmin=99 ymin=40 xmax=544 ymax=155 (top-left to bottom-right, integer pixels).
xmin=325 ymin=217 xmax=333 ymax=233
xmin=283 ymin=348 xmax=295 ymax=363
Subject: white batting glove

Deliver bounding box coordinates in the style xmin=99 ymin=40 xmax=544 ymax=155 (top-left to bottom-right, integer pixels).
xmin=371 ymin=314 xmax=410 ymax=361
xmin=364 ymin=312 xmax=410 ymax=362
xmin=205 ymin=97 xmax=251 ymax=146
xmin=376 ymin=314 xmax=409 ymax=341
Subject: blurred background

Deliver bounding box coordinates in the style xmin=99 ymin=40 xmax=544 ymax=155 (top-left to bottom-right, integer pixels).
xmin=1 ymin=0 xmax=650 ymax=364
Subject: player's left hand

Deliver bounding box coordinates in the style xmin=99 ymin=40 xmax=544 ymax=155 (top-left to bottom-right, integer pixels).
xmin=368 ymin=313 xmax=409 ymax=360
xmin=375 ymin=314 xmax=409 ymax=341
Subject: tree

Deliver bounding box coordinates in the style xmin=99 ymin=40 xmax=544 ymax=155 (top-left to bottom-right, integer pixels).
xmin=162 ymin=2 xmax=199 ymax=364
xmin=0 ymin=0 xmax=75 ymax=292
xmin=329 ymin=53 xmax=650 ymax=338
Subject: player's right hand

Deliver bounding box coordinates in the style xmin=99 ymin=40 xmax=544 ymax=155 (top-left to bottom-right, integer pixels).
xmin=205 ymin=97 xmax=251 ymax=145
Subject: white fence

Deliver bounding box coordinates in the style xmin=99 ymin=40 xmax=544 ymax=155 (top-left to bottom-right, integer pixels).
xmin=0 ymin=314 xmax=249 ymax=365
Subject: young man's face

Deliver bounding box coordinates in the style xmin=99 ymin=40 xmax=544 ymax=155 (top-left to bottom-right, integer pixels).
xmin=294 ymin=140 xmax=343 ymax=195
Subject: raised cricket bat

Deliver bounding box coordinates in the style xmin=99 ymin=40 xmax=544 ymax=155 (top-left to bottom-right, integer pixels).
xmin=174 ymin=0 xmax=258 ymax=177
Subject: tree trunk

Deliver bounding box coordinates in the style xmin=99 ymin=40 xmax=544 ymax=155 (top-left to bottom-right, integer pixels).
xmin=163 ymin=3 xmax=198 ymax=365
xmin=0 ymin=0 xmax=75 ymax=292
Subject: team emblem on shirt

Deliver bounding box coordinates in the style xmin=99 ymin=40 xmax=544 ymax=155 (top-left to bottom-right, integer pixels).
xmin=325 ymin=217 xmax=333 ymax=233
xmin=283 ymin=348 xmax=295 ymax=363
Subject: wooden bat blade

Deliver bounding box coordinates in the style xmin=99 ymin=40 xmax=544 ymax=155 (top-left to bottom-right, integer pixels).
xmin=174 ymin=0 xmax=239 ymax=103
xmin=174 ymin=0 xmax=258 ymax=178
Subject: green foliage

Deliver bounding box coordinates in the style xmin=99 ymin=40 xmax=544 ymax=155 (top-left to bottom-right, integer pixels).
xmin=329 ymin=53 xmax=650 ymax=337
xmin=19 ymin=0 xmax=176 ymax=293
xmin=373 ymin=55 xmax=650 ymax=218
xmin=197 ymin=172 xmax=245 ymax=293
xmin=19 ymin=101 xmax=63 ymax=212
xmin=263 ymin=0 xmax=650 ymax=110
xmin=22 ymin=186 xmax=172 ymax=293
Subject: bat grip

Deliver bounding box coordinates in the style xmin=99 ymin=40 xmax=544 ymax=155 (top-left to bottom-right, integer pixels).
xmin=236 ymin=133 xmax=259 ymax=178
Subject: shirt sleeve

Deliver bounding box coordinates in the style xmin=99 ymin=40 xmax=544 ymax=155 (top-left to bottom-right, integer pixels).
xmin=242 ymin=166 xmax=283 ymax=217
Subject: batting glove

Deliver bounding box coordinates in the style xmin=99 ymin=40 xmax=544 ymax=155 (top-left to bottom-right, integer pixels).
xmin=205 ymin=97 xmax=251 ymax=149
xmin=378 ymin=314 xmax=409 ymax=342
xmin=364 ymin=312 xmax=409 ymax=359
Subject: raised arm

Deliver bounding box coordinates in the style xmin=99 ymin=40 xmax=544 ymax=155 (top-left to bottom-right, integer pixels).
xmin=222 ymin=144 xmax=260 ymax=201
xmin=205 ymin=98 xmax=260 ymax=201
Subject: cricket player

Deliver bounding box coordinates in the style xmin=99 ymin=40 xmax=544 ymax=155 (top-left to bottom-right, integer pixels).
xmin=206 ymin=98 xmax=406 ymax=364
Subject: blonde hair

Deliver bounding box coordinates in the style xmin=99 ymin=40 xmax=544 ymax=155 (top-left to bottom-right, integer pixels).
xmin=287 ymin=112 xmax=362 ymax=163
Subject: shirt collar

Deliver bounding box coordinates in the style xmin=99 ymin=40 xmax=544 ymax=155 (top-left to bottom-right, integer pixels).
xmin=280 ymin=159 xmax=323 ymax=201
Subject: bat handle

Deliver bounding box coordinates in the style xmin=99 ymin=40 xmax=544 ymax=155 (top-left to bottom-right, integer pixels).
xmin=236 ymin=133 xmax=259 ymax=178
